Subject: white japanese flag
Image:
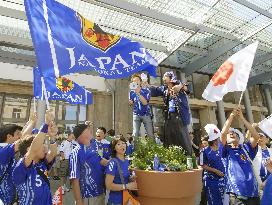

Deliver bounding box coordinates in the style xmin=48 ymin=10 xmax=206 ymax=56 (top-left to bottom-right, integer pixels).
xmin=259 ymin=115 xmax=272 ymax=139
xmin=202 ymin=42 xmax=258 ymax=102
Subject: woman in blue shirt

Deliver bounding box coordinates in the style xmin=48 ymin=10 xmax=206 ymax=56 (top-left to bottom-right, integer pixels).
xmin=200 ymin=124 xmax=225 ymax=205
xmin=105 ymin=137 xmax=138 ymax=205
xmin=12 ymin=111 xmax=58 ymax=205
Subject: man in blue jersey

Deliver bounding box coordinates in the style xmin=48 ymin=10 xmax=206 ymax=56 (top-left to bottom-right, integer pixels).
xmin=12 ymin=110 xmax=58 ymax=205
xmin=200 ymin=124 xmax=225 ymax=205
xmin=129 ymin=73 xmax=154 ymax=138
xmin=70 ymin=122 xmax=108 ymax=205
xmin=149 ymin=71 xmax=192 ymax=154
xmin=0 ymin=113 xmax=37 ymax=205
xmin=221 ymin=107 xmax=260 ymax=205
xmin=91 ymin=127 xmax=111 ymax=160
xmin=0 ymin=124 xmax=22 ymax=205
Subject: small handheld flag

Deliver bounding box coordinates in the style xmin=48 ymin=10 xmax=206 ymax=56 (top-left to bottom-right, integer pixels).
xmin=52 ymin=186 xmax=62 ymax=205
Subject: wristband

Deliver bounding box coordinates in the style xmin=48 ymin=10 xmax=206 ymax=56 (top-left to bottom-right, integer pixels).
xmin=50 ymin=139 xmax=57 ymax=144
xmin=40 ymin=123 xmax=49 ymax=133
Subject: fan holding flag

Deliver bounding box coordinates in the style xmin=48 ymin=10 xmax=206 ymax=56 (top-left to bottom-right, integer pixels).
xmin=221 ymin=107 xmax=261 ymax=205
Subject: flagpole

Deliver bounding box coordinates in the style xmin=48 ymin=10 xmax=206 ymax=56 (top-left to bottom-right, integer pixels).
xmin=33 ymin=97 xmax=36 ymax=113
xmin=238 ymin=91 xmax=244 ymax=107
xmin=41 ymin=77 xmax=50 ymax=110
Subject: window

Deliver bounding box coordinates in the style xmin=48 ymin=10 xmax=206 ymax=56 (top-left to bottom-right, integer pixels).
xmin=58 ymin=102 xmax=77 ymax=121
xmin=57 ymin=101 xmax=87 ymax=133
xmin=79 ymin=105 xmax=87 ymax=122
xmin=2 ymin=95 xmax=29 ymax=124
xmin=12 ymin=108 xmax=21 ymax=119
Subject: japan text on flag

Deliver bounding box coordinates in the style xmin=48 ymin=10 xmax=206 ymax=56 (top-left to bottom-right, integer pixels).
xmin=202 ymin=42 xmax=258 ymax=102
xmin=259 ymin=115 xmax=272 ymax=139
xmin=24 ymin=0 xmax=157 ymax=79
xmin=33 ymin=67 xmax=93 ymax=105
xmin=52 ymin=186 xmax=62 ymax=205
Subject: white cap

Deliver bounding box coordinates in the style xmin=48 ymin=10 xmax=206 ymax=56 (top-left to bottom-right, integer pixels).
xmin=229 ymin=128 xmax=244 ymax=144
xmin=204 ymin=124 xmax=221 ymax=142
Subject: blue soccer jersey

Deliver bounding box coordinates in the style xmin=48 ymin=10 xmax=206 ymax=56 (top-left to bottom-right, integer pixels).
xmin=125 ymin=143 xmax=134 ymax=156
xmin=129 ymin=88 xmax=151 ymax=116
xmin=203 ymin=146 xmax=225 ymax=180
xmin=106 ymin=157 xmax=130 ymax=204
xmin=90 ymin=139 xmax=111 ymax=160
xmin=13 ymin=158 xmax=52 ymax=205
xmin=222 ymin=142 xmax=258 ymax=197
xmin=0 ymin=143 xmax=16 ymax=204
xmin=261 ymin=175 xmax=272 ymax=205
xmin=69 ymin=143 xmax=105 ymax=198
xmin=260 ymin=149 xmax=271 ymax=182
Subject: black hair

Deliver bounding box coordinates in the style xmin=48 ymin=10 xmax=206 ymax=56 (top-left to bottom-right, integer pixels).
xmin=208 ymin=139 xmax=218 ymax=147
xmin=73 ymin=124 xmax=88 ymax=139
xmin=107 ymin=129 xmax=115 ymax=136
xmin=201 ymin=135 xmax=209 ymax=142
xmin=0 ymin=124 xmax=23 ymax=143
xmin=97 ymin=127 xmax=106 ymax=134
xmin=18 ymin=135 xmax=35 ymax=157
xmin=128 ymin=136 xmax=134 ymax=144
xmin=111 ymin=136 xmax=127 ymax=158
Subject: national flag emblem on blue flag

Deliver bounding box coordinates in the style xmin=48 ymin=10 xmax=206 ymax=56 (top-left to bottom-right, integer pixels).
xmin=33 ymin=67 xmax=93 ymax=104
xmin=24 ymin=0 xmax=157 ymax=79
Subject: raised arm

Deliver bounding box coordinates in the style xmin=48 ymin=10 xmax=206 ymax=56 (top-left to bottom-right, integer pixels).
xmin=21 ymin=112 xmax=37 ymax=137
xmin=221 ymin=109 xmax=236 ymax=146
xmin=149 ymin=85 xmax=164 ymax=97
xmin=237 ymin=108 xmax=260 ymax=148
xmin=46 ymin=123 xmax=58 ymax=163
xmin=24 ymin=110 xmax=54 ymax=167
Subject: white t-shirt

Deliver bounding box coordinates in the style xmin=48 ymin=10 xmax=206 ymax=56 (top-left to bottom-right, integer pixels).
xmin=59 ymin=140 xmax=73 ymax=159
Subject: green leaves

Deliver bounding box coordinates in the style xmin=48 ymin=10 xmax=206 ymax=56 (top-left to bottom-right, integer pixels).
xmin=131 ymin=138 xmax=188 ymax=172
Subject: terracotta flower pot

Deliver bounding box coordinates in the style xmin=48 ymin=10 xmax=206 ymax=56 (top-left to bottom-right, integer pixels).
xmin=134 ymin=168 xmax=203 ymax=205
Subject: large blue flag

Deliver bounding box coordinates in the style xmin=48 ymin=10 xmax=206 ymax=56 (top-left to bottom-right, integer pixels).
xmin=33 ymin=67 xmax=93 ymax=104
xmin=25 ymin=0 xmax=157 ymax=79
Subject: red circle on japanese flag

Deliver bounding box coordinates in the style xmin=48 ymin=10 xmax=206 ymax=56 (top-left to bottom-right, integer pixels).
xmin=211 ymin=61 xmax=234 ymax=86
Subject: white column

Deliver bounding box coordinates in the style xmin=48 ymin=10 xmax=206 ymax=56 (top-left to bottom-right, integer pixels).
xmin=216 ymin=100 xmax=226 ymax=129
xmin=243 ymin=89 xmax=254 ymax=123
xmin=35 ymin=100 xmax=46 ymax=128
xmin=263 ymin=86 xmax=272 ymax=115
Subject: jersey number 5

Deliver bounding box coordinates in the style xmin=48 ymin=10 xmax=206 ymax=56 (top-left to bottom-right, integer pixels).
xmin=35 ymin=175 xmax=42 ymax=187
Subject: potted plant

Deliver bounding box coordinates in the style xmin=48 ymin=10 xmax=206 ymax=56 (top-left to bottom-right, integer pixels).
xmin=131 ymin=138 xmax=202 ymax=205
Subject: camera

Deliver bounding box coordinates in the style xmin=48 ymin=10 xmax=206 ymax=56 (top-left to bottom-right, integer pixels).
xmin=129 ymin=82 xmax=138 ymax=90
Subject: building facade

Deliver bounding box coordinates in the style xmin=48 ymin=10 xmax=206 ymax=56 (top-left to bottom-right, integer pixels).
xmin=0 ymin=63 xmax=271 ymax=138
